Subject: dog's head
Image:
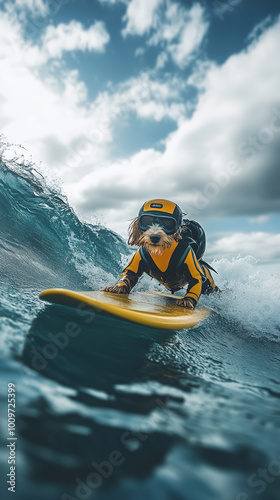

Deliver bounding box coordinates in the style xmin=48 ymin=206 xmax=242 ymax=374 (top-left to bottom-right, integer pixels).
xmin=128 ymin=199 xmax=182 ymax=256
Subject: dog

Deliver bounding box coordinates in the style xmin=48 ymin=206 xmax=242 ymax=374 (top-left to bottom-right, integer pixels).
xmin=102 ymin=199 xmax=218 ymax=309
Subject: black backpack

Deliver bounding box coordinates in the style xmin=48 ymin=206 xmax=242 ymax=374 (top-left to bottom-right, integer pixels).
xmin=181 ymin=219 xmax=217 ymax=273
xmin=181 ymin=219 xmax=205 ymax=259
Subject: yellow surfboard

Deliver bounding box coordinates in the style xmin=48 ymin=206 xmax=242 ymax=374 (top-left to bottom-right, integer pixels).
xmin=39 ymin=289 xmax=210 ymax=330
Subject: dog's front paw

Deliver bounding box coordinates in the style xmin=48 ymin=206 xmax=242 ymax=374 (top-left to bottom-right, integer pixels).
xmin=176 ymin=297 xmax=195 ymax=310
xmin=101 ymin=285 xmax=129 ymax=294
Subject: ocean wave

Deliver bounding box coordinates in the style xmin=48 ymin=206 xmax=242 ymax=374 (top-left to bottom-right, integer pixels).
xmin=204 ymin=256 xmax=280 ymax=340
xmin=0 ymin=140 xmax=129 ymax=291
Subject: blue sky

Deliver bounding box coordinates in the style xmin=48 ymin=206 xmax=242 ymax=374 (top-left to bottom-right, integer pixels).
xmin=0 ymin=0 xmax=280 ymax=260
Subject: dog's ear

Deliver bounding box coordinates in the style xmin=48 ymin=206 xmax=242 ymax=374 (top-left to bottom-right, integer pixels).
xmin=128 ymin=217 xmax=142 ymax=246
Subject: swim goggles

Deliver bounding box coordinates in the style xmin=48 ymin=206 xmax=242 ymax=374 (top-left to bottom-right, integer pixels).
xmin=139 ymin=215 xmax=179 ymax=234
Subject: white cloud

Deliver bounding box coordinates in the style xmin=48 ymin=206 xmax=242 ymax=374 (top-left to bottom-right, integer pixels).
xmin=0 ymin=12 xmax=112 ymax=170
xmin=208 ymin=232 xmax=280 ymax=261
xmin=81 ymin=71 xmax=188 ymax=151
xmin=122 ymin=0 xmax=163 ymax=36
xmin=1 ymin=0 xmax=54 ymax=23
xmin=0 ymin=9 xmax=187 ymax=178
xmin=123 ymin=1 xmax=209 ymax=69
xmin=155 ymin=51 xmax=168 ymax=69
xmin=0 ymin=12 xmax=110 ymax=68
xmin=69 ymin=16 xmax=280 ymax=235
xmin=247 ymin=15 xmax=273 ymax=44
xmin=13 ymin=0 xmax=46 ymax=13
xmin=167 ymin=3 xmax=209 ymax=68
xmin=135 ymin=46 xmax=146 ymax=57
xmin=98 ymin=0 xmax=125 ymax=4
xmin=41 ymin=20 xmax=110 ymax=59
xmin=248 ymin=215 xmax=270 ymax=225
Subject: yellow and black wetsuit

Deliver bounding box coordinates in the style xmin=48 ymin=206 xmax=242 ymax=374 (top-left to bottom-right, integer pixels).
xmin=115 ymin=236 xmax=217 ymax=307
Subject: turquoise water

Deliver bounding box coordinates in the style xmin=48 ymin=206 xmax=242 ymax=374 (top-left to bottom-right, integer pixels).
xmin=0 ymin=144 xmax=280 ymax=500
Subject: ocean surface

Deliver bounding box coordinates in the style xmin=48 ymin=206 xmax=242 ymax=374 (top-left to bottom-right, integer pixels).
xmin=0 ymin=142 xmax=280 ymax=500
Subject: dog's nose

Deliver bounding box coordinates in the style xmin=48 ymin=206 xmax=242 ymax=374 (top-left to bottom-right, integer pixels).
xmin=150 ymin=234 xmax=161 ymax=244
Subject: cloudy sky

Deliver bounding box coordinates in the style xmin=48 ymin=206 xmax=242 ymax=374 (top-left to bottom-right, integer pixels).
xmin=1 ymin=0 xmax=280 ymax=261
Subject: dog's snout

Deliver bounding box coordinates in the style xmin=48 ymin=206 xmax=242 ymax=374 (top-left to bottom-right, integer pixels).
xmin=150 ymin=234 xmax=161 ymax=244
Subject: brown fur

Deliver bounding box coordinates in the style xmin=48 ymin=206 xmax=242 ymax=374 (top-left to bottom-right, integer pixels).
xmin=128 ymin=219 xmax=182 ymax=256
xmin=102 ymin=285 xmax=128 ymax=294
xmin=176 ymin=297 xmax=194 ymax=309
xmin=128 ymin=217 xmax=142 ymax=246
xmin=138 ymin=224 xmax=173 ymax=256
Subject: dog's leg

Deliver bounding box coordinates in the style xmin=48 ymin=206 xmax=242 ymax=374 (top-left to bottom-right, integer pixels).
xmin=101 ymin=284 xmax=129 ymax=294
xmin=176 ymin=297 xmax=195 ymax=310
